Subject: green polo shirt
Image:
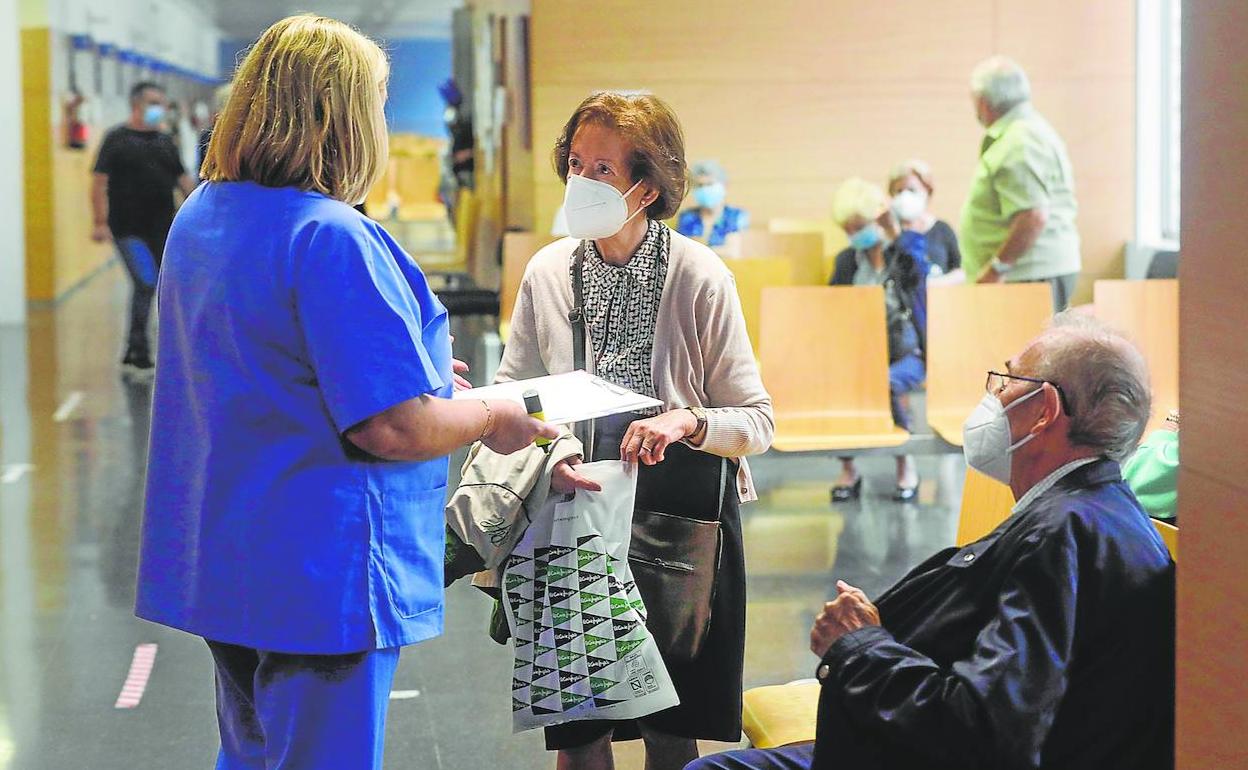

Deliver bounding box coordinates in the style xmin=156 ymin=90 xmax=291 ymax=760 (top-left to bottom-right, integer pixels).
xmin=959 ymin=103 xmax=1081 ymax=282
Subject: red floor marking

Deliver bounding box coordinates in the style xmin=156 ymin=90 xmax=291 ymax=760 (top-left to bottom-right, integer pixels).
xmin=114 ymin=643 xmax=158 ymax=709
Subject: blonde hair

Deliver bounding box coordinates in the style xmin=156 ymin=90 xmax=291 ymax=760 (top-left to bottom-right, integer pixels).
xmin=201 ymin=15 xmax=390 ymax=204
xmin=831 ymin=177 xmax=888 ymax=228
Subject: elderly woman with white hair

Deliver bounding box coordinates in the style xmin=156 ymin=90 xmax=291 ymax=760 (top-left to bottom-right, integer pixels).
xmin=961 ymin=55 xmax=1082 ymax=312
xmin=828 ymin=178 xmax=931 ymax=502
xmin=676 ymin=159 xmax=750 ymax=257
xmin=887 ymin=159 xmax=962 ymax=277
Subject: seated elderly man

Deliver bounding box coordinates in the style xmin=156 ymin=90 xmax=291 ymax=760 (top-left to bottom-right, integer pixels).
xmin=689 ymin=314 xmax=1174 ymax=770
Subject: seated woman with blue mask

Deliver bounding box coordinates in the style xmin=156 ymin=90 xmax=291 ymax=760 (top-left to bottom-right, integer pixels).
xmin=676 ymin=159 xmax=750 ymax=257
xmin=828 ymin=178 xmax=931 ymax=502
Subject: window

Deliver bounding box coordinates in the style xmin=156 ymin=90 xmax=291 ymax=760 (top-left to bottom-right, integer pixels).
xmin=1136 ymin=0 xmax=1182 ymax=248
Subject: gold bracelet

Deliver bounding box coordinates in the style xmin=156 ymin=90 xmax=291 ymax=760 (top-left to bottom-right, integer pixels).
xmin=479 ymin=400 xmax=493 ymax=441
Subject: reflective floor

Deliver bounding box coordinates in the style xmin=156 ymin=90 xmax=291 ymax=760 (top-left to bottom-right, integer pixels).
xmin=0 ymin=263 xmax=965 ymax=769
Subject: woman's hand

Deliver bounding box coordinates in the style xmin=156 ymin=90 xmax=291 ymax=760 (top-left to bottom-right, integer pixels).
xmin=620 ymin=409 xmax=698 ymax=466
xmin=481 ymin=400 xmax=559 ymax=455
xmin=551 ymin=456 xmax=603 ymax=494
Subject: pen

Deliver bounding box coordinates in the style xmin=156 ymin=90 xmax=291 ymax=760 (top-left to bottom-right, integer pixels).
xmin=523 ymin=389 xmax=551 ymax=450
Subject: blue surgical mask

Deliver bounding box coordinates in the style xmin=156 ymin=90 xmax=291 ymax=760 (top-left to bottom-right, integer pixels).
xmin=693 ymin=182 xmax=725 ymax=209
xmin=849 ymin=223 xmax=884 ymax=251
xmin=143 ymin=105 xmax=166 ymax=127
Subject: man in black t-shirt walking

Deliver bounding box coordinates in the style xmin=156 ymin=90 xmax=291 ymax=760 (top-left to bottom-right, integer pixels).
xmin=91 ymin=81 xmax=196 ymax=375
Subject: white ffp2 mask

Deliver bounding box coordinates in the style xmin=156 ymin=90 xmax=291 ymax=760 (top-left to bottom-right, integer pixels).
xmin=890 ymin=188 xmax=927 ymax=222
xmin=961 ymin=387 xmax=1042 ymax=484
xmin=561 ymin=173 xmax=644 ymax=240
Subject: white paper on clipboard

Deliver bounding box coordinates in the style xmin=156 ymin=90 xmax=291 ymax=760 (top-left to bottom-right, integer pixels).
xmin=453 ymin=371 xmax=663 ymax=425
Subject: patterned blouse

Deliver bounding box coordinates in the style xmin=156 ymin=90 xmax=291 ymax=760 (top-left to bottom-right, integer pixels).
xmin=575 ymin=219 xmax=670 ymax=413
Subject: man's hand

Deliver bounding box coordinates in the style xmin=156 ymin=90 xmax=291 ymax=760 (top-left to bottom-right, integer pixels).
xmin=810 ymin=580 xmax=882 ymax=659
xmin=91 ymin=223 xmax=111 ymax=243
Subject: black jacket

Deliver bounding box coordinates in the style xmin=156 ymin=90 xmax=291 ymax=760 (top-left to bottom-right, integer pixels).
xmin=812 ymin=460 xmax=1175 ymax=769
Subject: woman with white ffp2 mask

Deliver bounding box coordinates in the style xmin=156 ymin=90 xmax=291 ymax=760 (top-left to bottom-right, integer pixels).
xmin=886 ymin=159 xmax=964 ymax=278
xmin=497 ymin=91 xmax=773 ymax=770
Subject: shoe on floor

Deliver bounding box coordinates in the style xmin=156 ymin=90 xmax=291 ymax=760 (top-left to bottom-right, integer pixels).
xmin=830 ymin=475 xmax=863 ymax=503
xmin=893 ymin=477 xmax=920 ymax=502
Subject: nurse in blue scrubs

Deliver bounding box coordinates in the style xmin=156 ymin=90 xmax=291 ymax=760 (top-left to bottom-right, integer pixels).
xmin=135 ymin=15 xmax=555 ymax=770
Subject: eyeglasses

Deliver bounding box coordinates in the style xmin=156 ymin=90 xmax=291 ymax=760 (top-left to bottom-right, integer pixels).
xmin=985 ymin=371 xmax=1074 ymax=417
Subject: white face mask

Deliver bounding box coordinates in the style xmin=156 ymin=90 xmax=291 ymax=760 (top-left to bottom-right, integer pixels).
xmin=890 ymin=188 xmax=927 ymax=222
xmin=560 ymin=173 xmax=645 ymax=240
xmin=961 ymin=387 xmax=1043 ymax=484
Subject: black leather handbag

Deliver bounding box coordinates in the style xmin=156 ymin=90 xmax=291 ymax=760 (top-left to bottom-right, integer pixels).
xmin=570 ymin=241 xmax=727 ymax=662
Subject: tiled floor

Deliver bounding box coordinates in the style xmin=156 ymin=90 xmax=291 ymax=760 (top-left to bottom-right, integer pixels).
xmin=0 ymin=262 xmax=965 ymax=769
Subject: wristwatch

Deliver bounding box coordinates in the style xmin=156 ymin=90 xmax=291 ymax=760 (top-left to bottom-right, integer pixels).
xmin=685 ymin=406 xmax=708 ymax=436
xmin=990 ymin=257 xmax=1014 ymax=274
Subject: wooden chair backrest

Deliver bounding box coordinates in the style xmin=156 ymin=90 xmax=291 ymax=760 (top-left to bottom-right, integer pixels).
xmin=925 ymin=283 xmax=1054 ymax=444
xmin=759 ymin=285 xmax=891 ymax=417
xmin=728 ymin=258 xmax=796 ymax=355
xmin=1093 ymin=279 xmax=1179 ymax=430
xmin=500 ymin=232 xmax=555 ymax=333
xmin=956 ymin=467 xmax=1016 ymax=546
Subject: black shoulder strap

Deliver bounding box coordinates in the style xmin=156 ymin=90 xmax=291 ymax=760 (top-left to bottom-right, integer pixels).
xmin=568 ymin=241 xmax=594 ymax=453
xmin=569 ymin=241 xmax=588 ymax=372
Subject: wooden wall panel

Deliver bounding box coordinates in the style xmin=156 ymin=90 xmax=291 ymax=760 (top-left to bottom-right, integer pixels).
xmin=529 ymin=0 xmax=1134 ymax=304
xmin=1177 ymin=2 xmax=1248 ymax=765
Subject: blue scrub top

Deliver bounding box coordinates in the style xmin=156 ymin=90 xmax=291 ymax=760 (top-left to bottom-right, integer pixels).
xmin=137 ymin=181 xmax=452 ymax=654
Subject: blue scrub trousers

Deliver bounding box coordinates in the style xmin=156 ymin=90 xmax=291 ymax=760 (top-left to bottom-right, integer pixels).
xmin=206 ymin=640 xmax=400 ymax=770
xmin=685 ymin=743 xmax=814 ymax=769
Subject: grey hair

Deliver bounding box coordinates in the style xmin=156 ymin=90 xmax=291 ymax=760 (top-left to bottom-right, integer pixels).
xmin=970 ymin=56 xmax=1031 ymax=114
xmin=1032 ymin=312 xmax=1152 ymax=462
xmin=690 ymin=159 xmax=727 ymax=184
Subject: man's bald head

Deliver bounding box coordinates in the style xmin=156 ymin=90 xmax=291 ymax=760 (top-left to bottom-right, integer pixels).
xmin=1024 ymin=312 xmax=1152 ymax=462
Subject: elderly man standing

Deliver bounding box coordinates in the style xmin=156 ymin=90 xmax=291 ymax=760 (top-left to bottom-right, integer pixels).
xmin=688 ymin=315 xmax=1174 ymax=770
xmin=960 ymin=56 xmax=1081 ymax=311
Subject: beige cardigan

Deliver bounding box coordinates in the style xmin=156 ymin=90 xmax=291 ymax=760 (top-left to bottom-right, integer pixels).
xmin=496 ymin=228 xmax=774 ymax=501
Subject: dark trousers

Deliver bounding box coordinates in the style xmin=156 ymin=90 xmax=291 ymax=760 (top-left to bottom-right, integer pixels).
xmin=1020 ymin=272 xmax=1078 ymax=313
xmin=685 ymin=743 xmax=815 ymax=770
xmin=206 ymin=640 xmax=400 ymax=770
xmin=114 ymin=235 xmax=163 ymax=356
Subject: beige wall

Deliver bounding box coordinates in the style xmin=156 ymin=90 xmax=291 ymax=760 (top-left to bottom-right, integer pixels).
xmin=529 ymin=0 xmax=1134 ymax=302
xmin=1176 ymin=1 xmax=1248 ymax=766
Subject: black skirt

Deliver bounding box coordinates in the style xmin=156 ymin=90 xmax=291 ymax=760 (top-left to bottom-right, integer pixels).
xmin=544 ymin=414 xmax=747 ymax=749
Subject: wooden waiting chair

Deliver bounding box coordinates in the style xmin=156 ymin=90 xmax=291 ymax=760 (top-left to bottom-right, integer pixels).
xmin=728 ymin=258 xmax=796 ymax=357
xmin=1093 ymin=280 xmax=1179 ymax=433
xmin=1153 ymin=519 xmax=1178 ymax=560
xmin=766 ymin=218 xmax=850 ymax=281
xmin=925 ymin=283 xmax=1053 ymax=446
xmin=760 ymin=286 xmax=909 ymax=452
xmin=499 ymin=232 xmax=555 ymax=341
xmin=738 ymin=231 xmax=827 ymax=284
xmin=955 ymin=467 xmax=1017 ymax=545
